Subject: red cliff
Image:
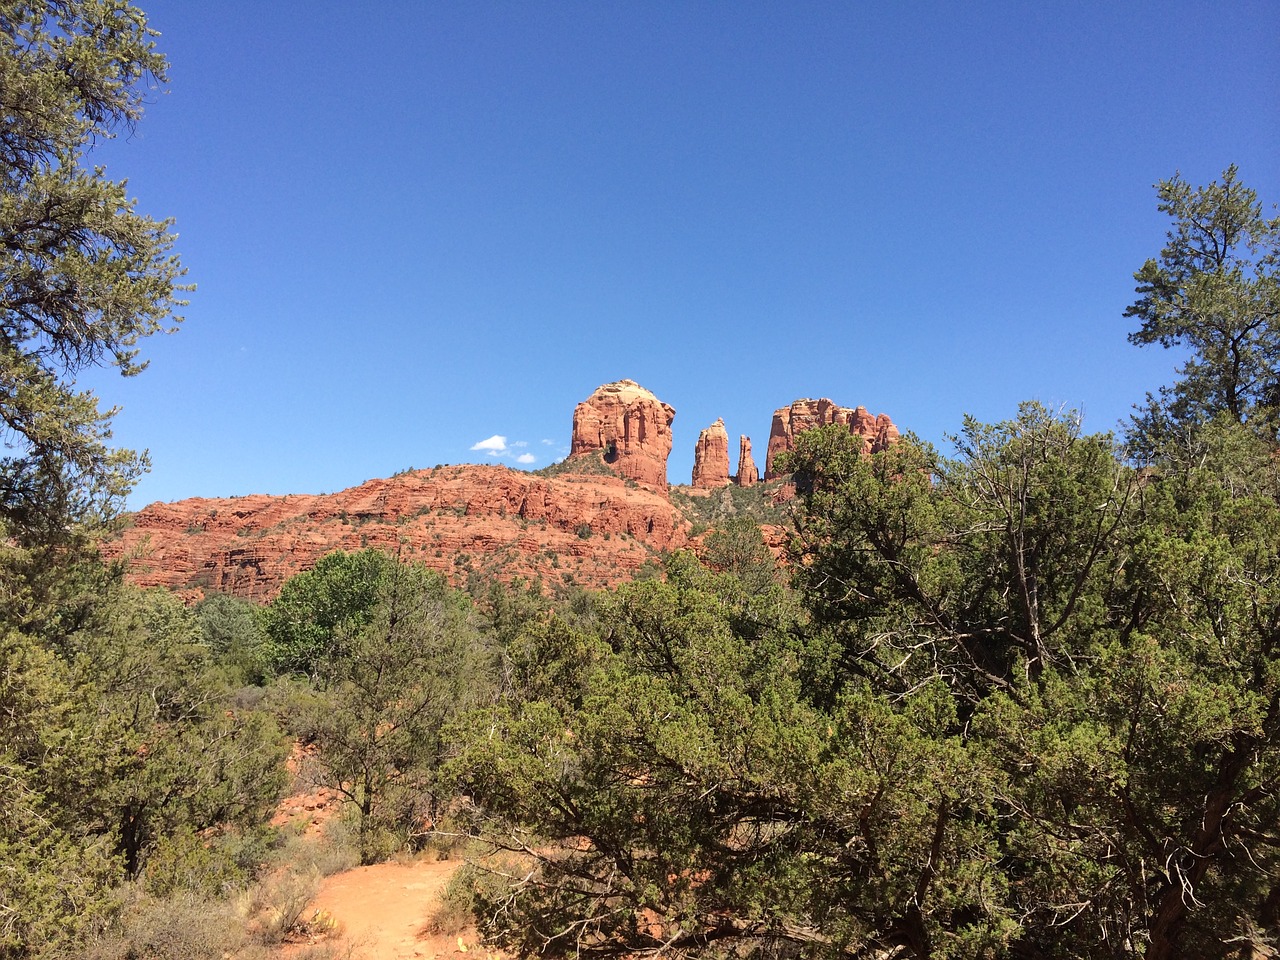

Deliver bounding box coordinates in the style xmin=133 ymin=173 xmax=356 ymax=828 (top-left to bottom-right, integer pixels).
xmin=763 ymin=399 xmax=899 ymax=479
xmin=103 ymin=465 xmax=691 ymax=601
xmin=569 ymin=380 xmax=675 ymax=491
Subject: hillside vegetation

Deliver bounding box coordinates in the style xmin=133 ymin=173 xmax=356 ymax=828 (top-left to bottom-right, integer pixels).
xmin=2 ymin=3 xmax=1280 ymax=957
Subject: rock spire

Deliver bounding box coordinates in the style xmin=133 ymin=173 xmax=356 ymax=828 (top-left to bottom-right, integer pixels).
xmin=736 ymin=435 xmax=759 ymax=487
xmin=763 ymin=399 xmax=899 ymax=479
xmin=691 ymin=418 xmax=731 ymax=488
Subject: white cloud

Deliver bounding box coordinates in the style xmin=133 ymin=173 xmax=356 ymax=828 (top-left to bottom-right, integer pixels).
xmin=541 ymin=438 xmax=556 ymax=446
xmin=515 ymin=453 xmax=536 ymax=464
xmin=513 ymin=440 xmax=529 ymax=448
xmin=470 ymin=435 xmax=507 ymax=453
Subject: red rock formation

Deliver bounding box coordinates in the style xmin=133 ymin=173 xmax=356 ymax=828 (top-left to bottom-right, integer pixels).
xmin=102 ymin=465 xmax=691 ymax=601
xmin=691 ymin=418 xmax=731 ymax=488
xmin=569 ymin=380 xmax=675 ymax=491
xmin=763 ymin=399 xmax=899 ymax=479
xmin=735 ymin=435 xmax=759 ymax=487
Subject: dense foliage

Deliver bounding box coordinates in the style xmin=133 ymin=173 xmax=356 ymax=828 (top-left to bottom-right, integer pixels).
xmin=1127 ymin=166 xmax=1280 ymax=453
xmin=278 ymin=549 xmax=495 ymax=863
xmin=3 ymin=6 xmax=1276 ymax=954
xmin=449 ymin=171 xmax=1280 ymax=960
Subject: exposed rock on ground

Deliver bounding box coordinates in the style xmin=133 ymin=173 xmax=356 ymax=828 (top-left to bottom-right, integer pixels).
xmin=569 ymin=379 xmax=675 ymax=491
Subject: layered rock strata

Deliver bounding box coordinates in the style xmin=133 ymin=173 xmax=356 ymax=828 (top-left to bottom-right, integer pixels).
xmin=691 ymin=418 xmax=731 ymax=488
xmin=103 ymin=465 xmax=691 ymax=601
xmin=763 ymin=399 xmax=900 ymax=479
xmin=736 ymin=435 xmax=759 ymax=487
xmin=569 ymin=380 xmax=675 ymax=491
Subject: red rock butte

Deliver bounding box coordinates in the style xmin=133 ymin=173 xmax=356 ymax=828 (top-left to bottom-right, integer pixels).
xmin=569 ymin=379 xmax=676 ymax=491
xmin=103 ymin=466 xmax=691 ymax=601
xmin=103 ymin=380 xmax=901 ymax=603
xmin=691 ymin=418 xmax=731 ymax=488
xmin=763 ymin=399 xmax=900 ymax=479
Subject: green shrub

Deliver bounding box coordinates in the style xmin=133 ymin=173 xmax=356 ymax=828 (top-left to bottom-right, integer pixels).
xmin=76 ymin=888 xmax=252 ymax=960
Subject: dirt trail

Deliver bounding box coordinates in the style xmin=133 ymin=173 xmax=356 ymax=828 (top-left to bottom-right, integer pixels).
xmin=272 ymin=746 xmax=494 ymax=960
xmin=284 ymin=856 xmax=487 ymax=960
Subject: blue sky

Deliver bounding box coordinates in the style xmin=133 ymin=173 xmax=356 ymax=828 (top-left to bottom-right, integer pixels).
xmin=84 ymin=1 xmax=1280 ymax=506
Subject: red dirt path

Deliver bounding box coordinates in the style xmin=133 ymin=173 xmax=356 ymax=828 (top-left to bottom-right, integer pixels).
xmin=286 ymin=857 xmax=481 ymax=960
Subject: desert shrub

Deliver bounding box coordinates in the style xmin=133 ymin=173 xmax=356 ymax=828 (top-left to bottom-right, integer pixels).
xmin=140 ymin=826 xmax=249 ymax=898
xmin=243 ymin=867 xmax=321 ymax=945
xmin=426 ymin=861 xmax=520 ymax=936
xmin=270 ymin=812 xmax=361 ymax=879
xmin=197 ymin=592 xmax=271 ymax=685
xmin=75 ymin=888 xmax=253 ymax=960
xmin=426 ymin=865 xmax=480 ymax=936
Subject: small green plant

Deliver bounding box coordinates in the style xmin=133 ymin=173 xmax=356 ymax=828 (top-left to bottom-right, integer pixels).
xmin=532 ymin=451 xmax=615 ymax=479
xmin=426 ymin=864 xmax=485 ymax=936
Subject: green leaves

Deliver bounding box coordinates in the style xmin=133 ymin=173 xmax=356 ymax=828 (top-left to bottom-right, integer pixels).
xmin=1126 ymin=167 xmax=1280 ymax=445
xmin=1 ymin=1 xmax=188 ymax=536
xmin=287 ymin=555 xmax=493 ymax=864
xmin=262 ymin=548 xmax=394 ymax=676
xmin=460 ymin=400 xmax=1280 ymax=957
xmin=456 ymin=563 xmax=1017 ymax=958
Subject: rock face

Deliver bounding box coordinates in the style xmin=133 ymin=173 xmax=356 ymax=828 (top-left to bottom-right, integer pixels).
xmin=763 ymin=399 xmax=900 ymax=479
xmin=105 ymin=382 xmax=905 ymax=603
xmin=570 ymin=380 xmax=676 ymax=491
xmin=691 ymin=418 xmax=731 ymax=488
xmin=736 ymin=435 xmax=759 ymax=487
xmin=102 ymin=465 xmax=691 ymax=601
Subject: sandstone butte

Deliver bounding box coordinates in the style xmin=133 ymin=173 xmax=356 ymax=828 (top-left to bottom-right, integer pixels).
xmin=102 ymin=465 xmax=691 ymax=601
xmin=691 ymin=418 xmax=731 ymax=488
xmin=569 ymin=379 xmax=675 ymax=492
xmin=103 ymin=381 xmax=898 ymax=603
xmin=763 ymin=398 xmax=900 ymax=480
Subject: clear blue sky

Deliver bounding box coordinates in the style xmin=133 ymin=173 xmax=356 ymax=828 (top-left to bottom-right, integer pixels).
xmin=84 ymin=1 xmax=1280 ymax=506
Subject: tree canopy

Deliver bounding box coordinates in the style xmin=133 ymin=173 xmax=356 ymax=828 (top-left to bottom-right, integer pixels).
xmin=446 ymin=171 xmax=1280 ymax=960
xmin=0 ymin=0 xmax=187 ymax=539
xmin=1127 ymin=165 xmax=1280 ymax=452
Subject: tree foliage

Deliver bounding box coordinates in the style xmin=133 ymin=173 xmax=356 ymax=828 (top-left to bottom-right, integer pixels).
xmin=455 ymin=399 xmax=1280 ymax=958
xmin=0 ymin=581 xmax=287 ymax=957
xmin=1127 ymin=166 xmax=1280 ymax=451
xmin=291 ymin=557 xmax=493 ymax=863
xmin=262 ymin=548 xmax=394 ymax=676
xmin=0 ymin=0 xmax=188 ymax=539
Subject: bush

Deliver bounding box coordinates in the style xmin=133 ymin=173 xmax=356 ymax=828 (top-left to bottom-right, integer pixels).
xmin=243 ymin=867 xmax=321 ymax=945
xmin=426 ymin=865 xmax=480 ymax=935
xmin=270 ymin=812 xmax=361 ymax=879
xmin=75 ymin=887 xmax=254 ymax=960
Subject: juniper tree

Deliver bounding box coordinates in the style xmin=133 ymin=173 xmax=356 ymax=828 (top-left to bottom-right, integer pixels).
xmin=1127 ymin=167 xmax=1280 ymax=454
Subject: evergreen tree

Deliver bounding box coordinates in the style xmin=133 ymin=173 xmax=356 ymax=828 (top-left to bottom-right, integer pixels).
xmin=1127 ymin=167 xmax=1280 ymax=454
xmin=1 ymin=0 xmax=187 ymax=540
xmin=291 ymin=557 xmax=493 ymax=863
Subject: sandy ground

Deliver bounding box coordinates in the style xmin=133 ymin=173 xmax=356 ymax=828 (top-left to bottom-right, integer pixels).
xmin=285 ymin=857 xmax=484 ymax=960
xmin=271 ymin=745 xmax=495 ymax=960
